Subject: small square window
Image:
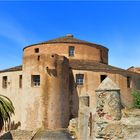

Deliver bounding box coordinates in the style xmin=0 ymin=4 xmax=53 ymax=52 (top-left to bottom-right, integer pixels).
xmin=69 ymin=46 xmax=75 ymax=56
xmin=127 ymin=76 xmax=131 ymax=88
xmin=37 ymin=55 xmax=40 ymax=61
xmin=76 ymin=74 xmax=84 ymax=85
xmin=100 ymin=75 xmax=107 ymax=83
xmin=34 ymin=48 xmax=39 ymax=53
xmin=2 ymin=76 xmax=7 ymax=88
xmin=19 ymin=75 xmax=22 ymax=88
xmin=31 ymin=75 xmax=40 ymax=87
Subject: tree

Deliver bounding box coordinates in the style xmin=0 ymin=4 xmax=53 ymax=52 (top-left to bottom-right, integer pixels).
xmin=131 ymin=89 xmax=140 ymax=109
xmin=0 ymin=95 xmax=14 ymax=130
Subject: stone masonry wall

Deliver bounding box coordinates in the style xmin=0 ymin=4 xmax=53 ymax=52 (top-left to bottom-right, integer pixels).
xmin=94 ymin=77 xmax=140 ymax=140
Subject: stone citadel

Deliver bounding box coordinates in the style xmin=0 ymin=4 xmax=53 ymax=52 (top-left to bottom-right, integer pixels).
xmin=0 ymin=34 xmax=140 ymax=139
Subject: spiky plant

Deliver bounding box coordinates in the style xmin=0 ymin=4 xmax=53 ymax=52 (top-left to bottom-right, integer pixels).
xmin=0 ymin=95 xmax=14 ymax=126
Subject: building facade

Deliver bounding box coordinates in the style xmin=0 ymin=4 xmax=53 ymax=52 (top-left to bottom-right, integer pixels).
xmin=0 ymin=34 xmax=140 ymax=131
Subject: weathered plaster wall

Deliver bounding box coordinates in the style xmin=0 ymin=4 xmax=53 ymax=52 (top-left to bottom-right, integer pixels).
xmin=23 ymin=43 xmax=108 ymax=64
xmin=72 ymin=70 xmax=140 ymax=112
xmin=22 ymin=53 xmax=70 ymax=130
xmin=42 ymin=54 xmax=70 ymax=129
xmin=0 ymin=71 xmax=22 ymax=130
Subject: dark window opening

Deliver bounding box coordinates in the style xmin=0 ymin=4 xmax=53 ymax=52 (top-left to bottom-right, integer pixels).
xmin=37 ymin=55 xmax=40 ymax=61
xmin=2 ymin=76 xmax=7 ymax=88
xmin=34 ymin=48 xmax=39 ymax=53
xmin=127 ymin=76 xmax=131 ymax=88
xmin=31 ymin=75 xmax=40 ymax=87
xmin=100 ymin=75 xmax=107 ymax=83
xmin=19 ymin=75 xmax=22 ymax=88
xmin=69 ymin=46 xmax=75 ymax=56
xmin=100 ymin=50 xmax=103 ymax=62
xmin=76 ymin=74 xmax=84 ymax=85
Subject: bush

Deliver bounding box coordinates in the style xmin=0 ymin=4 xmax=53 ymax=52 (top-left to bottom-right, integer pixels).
xmin=131 ymin=89 xmax=140 ymax=109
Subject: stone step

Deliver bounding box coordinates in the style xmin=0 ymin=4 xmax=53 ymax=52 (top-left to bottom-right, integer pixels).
xmin=32 ymin=129 xmax=74 ymax=140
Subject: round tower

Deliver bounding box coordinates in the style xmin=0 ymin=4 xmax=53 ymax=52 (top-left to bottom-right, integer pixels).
xmin=23 ymin=34 xmax=108 ymax=64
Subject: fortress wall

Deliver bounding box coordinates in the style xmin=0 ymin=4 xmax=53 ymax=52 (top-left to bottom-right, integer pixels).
xmin=22 ymin=53 xmax=70 ymax=130
xmin=0 ymin=71 xmax=22 ymax=129
xmin=21 ymin=54 xmax=44 ymax=130
xmin=43 ymin=54 xmax=70 ymax=129
xmin=72 ymin=70 xmax=140 ymax=113
xmin=23 ymin=43 xmax=108 ymax=64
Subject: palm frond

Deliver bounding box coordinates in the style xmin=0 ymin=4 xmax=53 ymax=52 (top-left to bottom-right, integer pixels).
xmin=0 ymin=95 xmax=14 ymax=123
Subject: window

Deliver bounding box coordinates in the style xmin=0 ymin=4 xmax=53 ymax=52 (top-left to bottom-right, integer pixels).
xmin=76 ymin=74 xmax=84 ymax=85
xmin=31 ymin=75 xmax=40 ymax=87
xmin=19 ymin=75 xmax=22 ymax=88
xmin=100 ymin=50 xmax=103 ymax=62
xmin=2 ymin=76 xmax=7 ymax=88
xmin=100 ymin=75 xmax=107 ymax=83
xmin=69 ymin=46 xmax=75 ymax=56
xmin=127 ymin=76 xmax=131 ymax=88
xmin=34 ymin=48 xmax=39 ymax=53
xmin=37 ymin=55 xmax=40 ymax=61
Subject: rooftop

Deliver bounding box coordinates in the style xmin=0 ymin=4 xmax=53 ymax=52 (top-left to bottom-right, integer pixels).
xmin=0 ymin=65 xmax=22 ymax=73
xmin=0 ymin=60 xmax=140 ymax=76
xmin=23 ymin=34 xmax=107 ymax=50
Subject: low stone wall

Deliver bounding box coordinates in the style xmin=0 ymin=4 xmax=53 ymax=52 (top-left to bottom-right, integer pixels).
xmin=94 ymin=77 xmax=140 ymax=140
xmin=121 ymin=109 xmax=140 ymax=140
xmin=94 ymin=109 xmax=140 ymax=140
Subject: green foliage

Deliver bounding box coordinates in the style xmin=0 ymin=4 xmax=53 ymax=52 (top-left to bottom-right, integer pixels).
xmin=131 ymin=89 xmax=140 ymax=109
xmin=0 ymin=95 xmax=14 ymax=124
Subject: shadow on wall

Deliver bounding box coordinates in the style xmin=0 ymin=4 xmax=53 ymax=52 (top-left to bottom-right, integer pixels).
xmin=10 ymin=121 xmax=21 ymax=130
xmin=69 ymin=68 xmax=79 ymax=119
xmin=0 ymin=121 xmax=21 ymax=133
xmin=46 ymin=68 xmax=57 ymax=76
xmin=0 ymin=117 xmax=4 ymax=132
xmin=0 ymin=121 xmax=21 ymax=140
xmin=0 ymin=131 xmax=13 ymax=140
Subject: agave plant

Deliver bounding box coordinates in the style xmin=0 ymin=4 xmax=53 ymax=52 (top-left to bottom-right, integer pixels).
xmin=0 ymin=95 xmax=14 ymax=126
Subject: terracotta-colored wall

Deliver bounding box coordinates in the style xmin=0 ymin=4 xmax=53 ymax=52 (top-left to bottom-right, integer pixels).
xmin=72 ymin=70 xmax=140 ymax=113
xmin=42 ymin=54 xmax=70 ymax=129
xmin=23 ymin=43 xmax=108 ymax=64
xmin=22 ymin=53 xmax=70 ymax=130
xmin=1 ymin=41 xmax=140 ymax=132
xmin=0 ymin=59 xmax=140 ymax=131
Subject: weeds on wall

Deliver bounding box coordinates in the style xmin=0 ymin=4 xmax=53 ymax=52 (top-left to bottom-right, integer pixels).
xmin=131 ymin=89 xmax=140 ymax=109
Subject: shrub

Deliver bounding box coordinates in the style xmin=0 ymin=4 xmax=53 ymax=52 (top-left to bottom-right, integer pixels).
xmin=131 ymin=89 xmax=140 ymax=109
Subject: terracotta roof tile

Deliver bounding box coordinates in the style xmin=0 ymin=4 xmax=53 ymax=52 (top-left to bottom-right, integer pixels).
xmin=23 ymin=35 xmax=107 ymax=50
xmin=0 ymin=60 xmax=139 ymax=76
xmin=0 ymin=65 xmax=22 ymax=73
xmin=69 ymin=60 xmax=140 ymax=75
